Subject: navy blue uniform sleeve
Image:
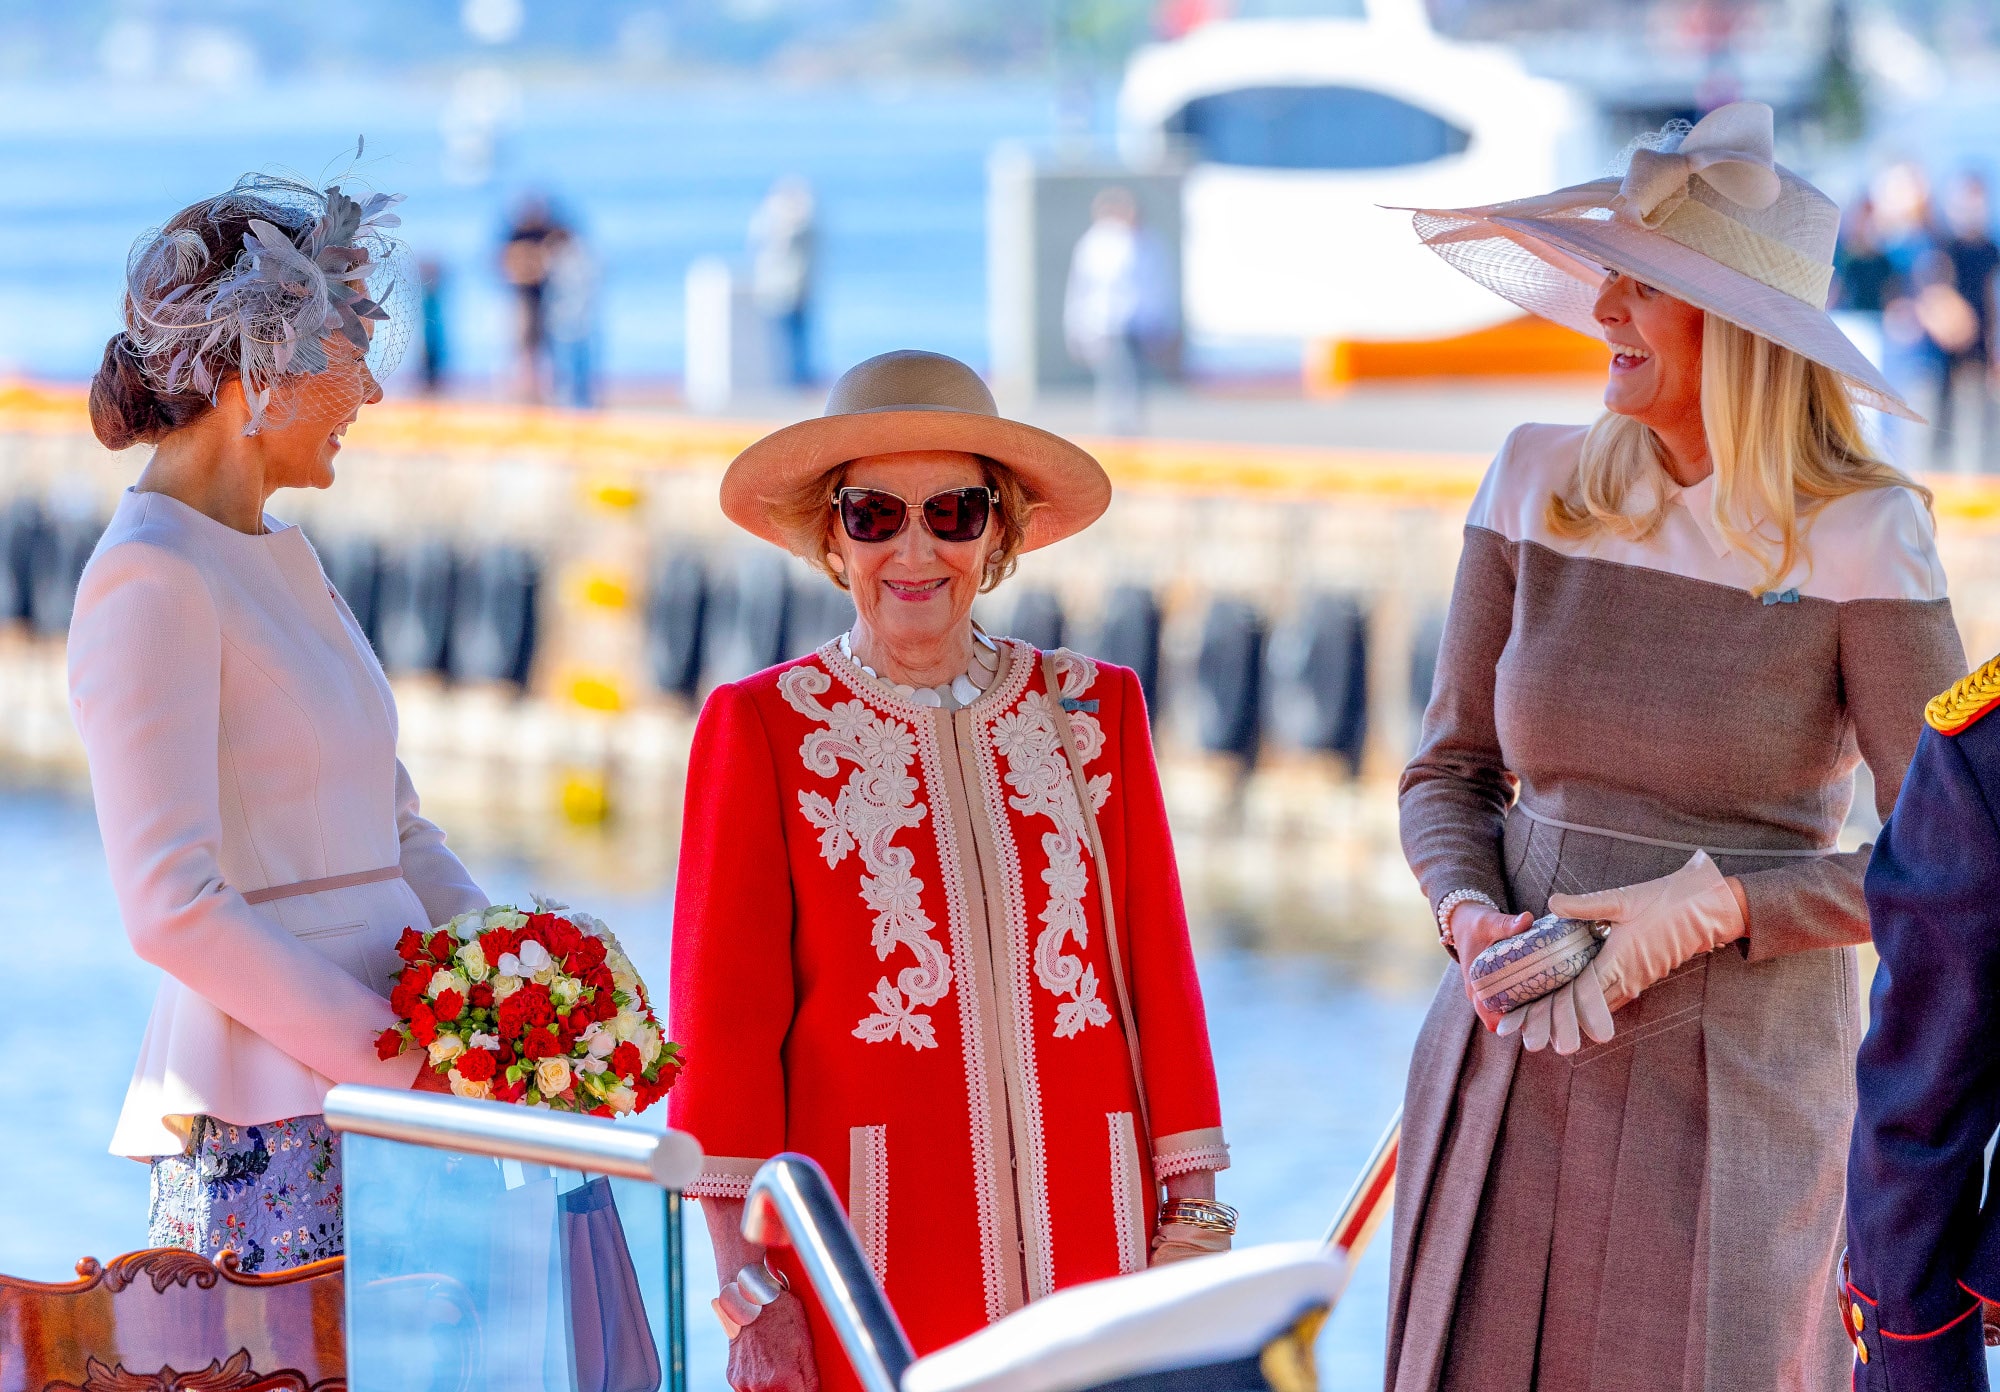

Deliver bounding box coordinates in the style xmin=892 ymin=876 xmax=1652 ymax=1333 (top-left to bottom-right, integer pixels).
xmin=1848 ymin=723 xmax=2000 ymax=1387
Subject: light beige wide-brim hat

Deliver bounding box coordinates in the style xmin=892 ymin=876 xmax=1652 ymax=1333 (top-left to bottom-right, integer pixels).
xmin=1407 ymin=101 xmax=1921 ymax=421
xmin=721 ymin=349 xmax=1114 ymax=554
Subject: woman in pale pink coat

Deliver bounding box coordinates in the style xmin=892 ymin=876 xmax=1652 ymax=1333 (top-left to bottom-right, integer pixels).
xmin=67 ymin=172 xmax=485 ymax=1272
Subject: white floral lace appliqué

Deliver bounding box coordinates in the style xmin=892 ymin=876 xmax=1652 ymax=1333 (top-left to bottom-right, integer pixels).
xmin=781 ymin=665 xmax=952 ymax=1049
xmin=990 ymin=654 xmax=1113 ymax=1039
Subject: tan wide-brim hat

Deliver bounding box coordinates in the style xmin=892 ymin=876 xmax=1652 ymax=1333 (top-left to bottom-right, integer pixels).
xmin=721 ymin=349 xmax=1113 ymax=554
xmin=1405 ymin=101 xmax=1921 ymax=421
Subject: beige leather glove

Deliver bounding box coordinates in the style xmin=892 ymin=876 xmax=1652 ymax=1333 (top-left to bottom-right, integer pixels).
xmin=1499 ymin=851 xmax=1743 ymax=1055
xmin=1150 ymin=1221 xmax=1231 ymax=1266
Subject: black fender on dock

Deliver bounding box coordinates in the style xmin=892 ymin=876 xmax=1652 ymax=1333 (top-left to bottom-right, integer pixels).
xmin=451 ymin=545 xmax=541 ymax=688
xmin=1195 ymin=599 xmax=1264 ymax=761
xmin=0 ymin=498 xmax=45 ymax=625
xmin=30 ymin=513 xmax=104 ymax=635
xmin=1008 ymin=587 xmax=1065 ymax=653
xmin=378 ymin=539 xmax=459 ymax=676
xmin=1268 ymin=591 xmax=1368 ymax=772
xmin=646 ymin=552 xmax=709 ymax=699
xmin=1090 ymin=583 xmax=1162 ymax=719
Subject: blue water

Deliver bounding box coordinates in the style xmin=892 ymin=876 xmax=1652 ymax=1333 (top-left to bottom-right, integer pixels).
xmin=0 ymin=788 xmax=1424 ymax=1388
xmin=0 ymin=76 xmax=1072 ymax=386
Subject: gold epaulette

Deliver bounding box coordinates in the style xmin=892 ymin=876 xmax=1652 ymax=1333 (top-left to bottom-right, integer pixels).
xmin=1927 ymin=653 xmax=2000 ymax=735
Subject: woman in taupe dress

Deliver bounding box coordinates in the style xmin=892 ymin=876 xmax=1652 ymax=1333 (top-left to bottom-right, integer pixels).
xmin=1389 ymin=105 xmax=1966 ymax=1390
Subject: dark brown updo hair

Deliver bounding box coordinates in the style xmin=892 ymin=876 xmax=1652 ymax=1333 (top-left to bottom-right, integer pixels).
xmin=88 ymin=189 xmax=316 ymax=452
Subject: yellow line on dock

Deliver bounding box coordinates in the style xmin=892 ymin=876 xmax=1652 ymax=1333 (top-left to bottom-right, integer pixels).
xmin=11 ymin=380 xmax=2000 ymax=520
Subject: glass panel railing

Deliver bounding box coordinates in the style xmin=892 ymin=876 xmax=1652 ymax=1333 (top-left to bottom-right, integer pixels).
xmin=327 ymin=1086 xmax=695 ymax=1392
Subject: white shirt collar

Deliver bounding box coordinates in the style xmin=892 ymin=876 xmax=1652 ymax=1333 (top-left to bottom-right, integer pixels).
xmin=1672 ymin=472 xmax=1738 ymax=560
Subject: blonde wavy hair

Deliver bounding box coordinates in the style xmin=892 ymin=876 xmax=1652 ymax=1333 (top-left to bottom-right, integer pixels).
xmin=1547 ymin=313 xmax=1927 ymax=593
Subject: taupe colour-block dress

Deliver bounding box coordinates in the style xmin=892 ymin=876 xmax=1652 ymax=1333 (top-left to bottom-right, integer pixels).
xmin=1391 ymin=424 xmax=1966 ymax=1392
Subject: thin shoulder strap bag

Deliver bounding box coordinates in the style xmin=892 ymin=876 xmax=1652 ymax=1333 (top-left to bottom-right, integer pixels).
xmin=1039 ymin=650 xmax=1155 ymax=1169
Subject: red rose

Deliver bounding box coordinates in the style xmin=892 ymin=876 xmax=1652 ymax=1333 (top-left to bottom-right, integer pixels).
xmin=610 ymin=1042 xmax=643 ymax=1080
xmin=497 ymin=1042 xmax=516 ymax=1066
xmin=469 ymin=982 xmax=495 ymax=1009
xmin=578 ymin=936 xmax=607 ymax=967
xmin=390 ymin=979 xmax=425 ymax=1019
xmin=482 ymin=927 xmax=517 ymax=960
xmin=375 ymin=1028 xmax=405 ymax=1061
xmin=494 ymin=1075 xmax=527 ymax=1104
xmin=426 ymin=930 xmax=455 ymax=963
xmin=590 ymin=1104 xmax=615 ymax=1118
xmin=455 ymin=1048 xmax=498 ymax=1082
xmin=566 ymin=1008 xmax=590 ymax=1034
xmin=395 ymin=928 xmax=429 ymax=963
xmin=408 ymin=1002 xmax=438 ymax=1047
xmin=521 ymin=1027 xmax=558 ymax=1061
xmin=590 ymin=993 xmax=617 ymax=1023
xmin=434 ymin=989 xmax=465 ymax=1022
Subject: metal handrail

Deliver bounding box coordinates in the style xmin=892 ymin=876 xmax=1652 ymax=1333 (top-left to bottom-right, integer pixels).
xmin=1322 ymin=1108 xmax=1400 ymax=1260
xmin=745 ymin=1153 xmax=914 ymax=1392
xmin=323 ymin=1084 xmax=704 ymax=1188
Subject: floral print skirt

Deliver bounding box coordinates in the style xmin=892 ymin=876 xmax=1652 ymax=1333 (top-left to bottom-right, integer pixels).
xmin=148 ymin=1113 xmax=343 ymax=1273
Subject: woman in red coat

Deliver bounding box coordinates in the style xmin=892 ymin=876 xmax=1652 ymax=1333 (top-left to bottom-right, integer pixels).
xmin=668 ymin=350 xmax=1231 ymax=1392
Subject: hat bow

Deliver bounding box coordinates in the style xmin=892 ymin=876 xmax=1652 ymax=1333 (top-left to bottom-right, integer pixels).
xmin=1613 ymin=102 xmax=1782 ymax=229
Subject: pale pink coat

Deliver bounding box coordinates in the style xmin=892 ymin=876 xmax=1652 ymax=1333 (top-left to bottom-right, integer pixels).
xmin=68 ymin=488 xmax=487 ymax=1158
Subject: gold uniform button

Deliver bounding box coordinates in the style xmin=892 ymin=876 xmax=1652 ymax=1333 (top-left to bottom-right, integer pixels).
xmin=1852 ymin=1305 xmax=1865 ymax=1334
xmin=1855 ymin=1336 xmax=1869 ymax=1364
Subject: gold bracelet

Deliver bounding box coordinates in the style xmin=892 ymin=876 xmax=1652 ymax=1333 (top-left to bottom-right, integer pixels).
xmin=1159 ymin=1197 xmax=1238 ymax=1234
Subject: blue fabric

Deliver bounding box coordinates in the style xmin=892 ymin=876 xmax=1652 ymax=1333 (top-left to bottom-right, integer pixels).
xmin=147 ymin=1113 xmax=342 ymax=1273
xmin=1849 ymin=713 xmax=2000 ymax=1388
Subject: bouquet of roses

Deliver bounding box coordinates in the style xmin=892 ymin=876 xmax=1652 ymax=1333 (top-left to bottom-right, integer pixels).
xmin=375 ymin=897 xmax=682 ymax=1116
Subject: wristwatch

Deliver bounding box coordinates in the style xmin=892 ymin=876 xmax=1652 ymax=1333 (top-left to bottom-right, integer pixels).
xmin=1434 ymin=889 xmax=1499 ymax=960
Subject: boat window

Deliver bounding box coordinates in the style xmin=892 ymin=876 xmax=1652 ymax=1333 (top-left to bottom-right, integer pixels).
xmin=1167 ymin=85 xmax=1472 ymax=170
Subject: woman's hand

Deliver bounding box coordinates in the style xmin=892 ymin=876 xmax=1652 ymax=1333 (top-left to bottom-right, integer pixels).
xmin=1451 ymin=903 xmax=1533 ymax=1032
xmin=1151 ymin=1169 xmax=1231 ymax=1266
xmin=726 ymin=1292 xmax=819 ymax=1392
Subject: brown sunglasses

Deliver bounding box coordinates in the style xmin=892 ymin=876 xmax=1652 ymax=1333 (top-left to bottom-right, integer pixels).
xmin=832 ymin=486 xmax=998 ymax=544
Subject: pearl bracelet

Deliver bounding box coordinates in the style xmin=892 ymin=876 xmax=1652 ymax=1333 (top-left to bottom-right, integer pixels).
xmin=1434 ymin=888 xmax=1499 ymax=959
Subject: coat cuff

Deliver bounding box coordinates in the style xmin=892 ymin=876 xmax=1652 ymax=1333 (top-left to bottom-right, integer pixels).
xmin=1848 ymin=1278 xmax=1986 ymax=1390
xmin=1154 ymin=1127 xmax=1230 ymax=1176
xmin=686 ymin=1154 xmax=764 ymax=1200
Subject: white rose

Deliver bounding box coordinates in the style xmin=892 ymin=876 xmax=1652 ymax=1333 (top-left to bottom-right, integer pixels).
xmin=577 ymin=1055 xmax=607 ymax=1076
xmin=448 ymin=911 xmax=484 ymax=935
xmin=605 ymin=1083 xmax=639 ymax=1114
xmin=455 ymin=941 xmax=491 ymax=983
xmin=426 ymin=968 xmax=467 ymax=1000
xmin=492 ymin=974 xmax=523 ymax=1002
xmin=535 ymin=1057 xmax=572 ymax=1097
xmin=485 ymin=908 xmax=528 ymax=930
xmin=427 ymin=1034 xmax=466 ymax=1068
xmin=610 ymin=1009 xmax=642 ymax=1042
xmin=635 ymin=1022 xmax=663 ymax=1067
xmin=550 ymin=975 xmax=582 ymax=1008
xmin=448 ymin=1071 xmax=492 ymax=1100
xmin=582 ymin=1024 xmax=617 ymax=1058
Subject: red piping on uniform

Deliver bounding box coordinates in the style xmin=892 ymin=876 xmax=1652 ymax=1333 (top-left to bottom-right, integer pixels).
xmin=1846 ymin=1281 xmax=1877 ymax=1307
xmin=1960 ymin=1278 xmax=1998 ymax=1305
xmin=1879 ymin=1300 xmax=1978 ymax=1341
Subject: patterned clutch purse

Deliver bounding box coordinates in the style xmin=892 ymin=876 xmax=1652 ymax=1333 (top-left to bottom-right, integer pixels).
xmin=1468 ymin=915 xmax=1610 ymax=1016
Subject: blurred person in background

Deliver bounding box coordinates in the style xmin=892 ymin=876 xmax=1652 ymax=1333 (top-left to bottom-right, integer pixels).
xmin=1394 ymin=104 xmax=1961 ymax=1390
xmin=418 ymin=255 xmax=449 ymax=396
xmin=1832 ymin=195 xmax=1899 ymax=371
xmin=750 ymin=175 xmax=817 ymax=390
xmin=544 ymin=223 xmax=599 ymax=409
xmin=500 ymin=192 xmax=561 ymax=402
xmin=1872 ymin=162 xmax=1941 ymax=463
xmin=1914 ymin=173 xmax=1999 ymax=471
xmin=1063 ymin=188 xmax=1172 ymax=436
xmin=669 ymin=350 xmax=1231 ymax=1392
xmin=72 ymin=173 xmax=485 ymax=1270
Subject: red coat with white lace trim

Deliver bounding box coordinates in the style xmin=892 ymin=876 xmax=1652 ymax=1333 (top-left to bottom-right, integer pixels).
xmin=667 ymin=638 xmax=1227 ymax=1378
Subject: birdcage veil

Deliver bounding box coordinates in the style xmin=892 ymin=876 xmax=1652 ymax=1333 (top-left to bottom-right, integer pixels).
xmin=119 ymin=156 xmax=414 ymax=436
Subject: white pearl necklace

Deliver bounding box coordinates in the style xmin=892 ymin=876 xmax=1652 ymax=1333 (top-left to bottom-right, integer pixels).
xmin=841 ymin=630 xmax=1000 ymax=710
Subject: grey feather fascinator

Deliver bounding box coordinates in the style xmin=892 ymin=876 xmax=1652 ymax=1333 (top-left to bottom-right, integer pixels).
xmin=120 ymin=167 xmax=414 ymax=434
